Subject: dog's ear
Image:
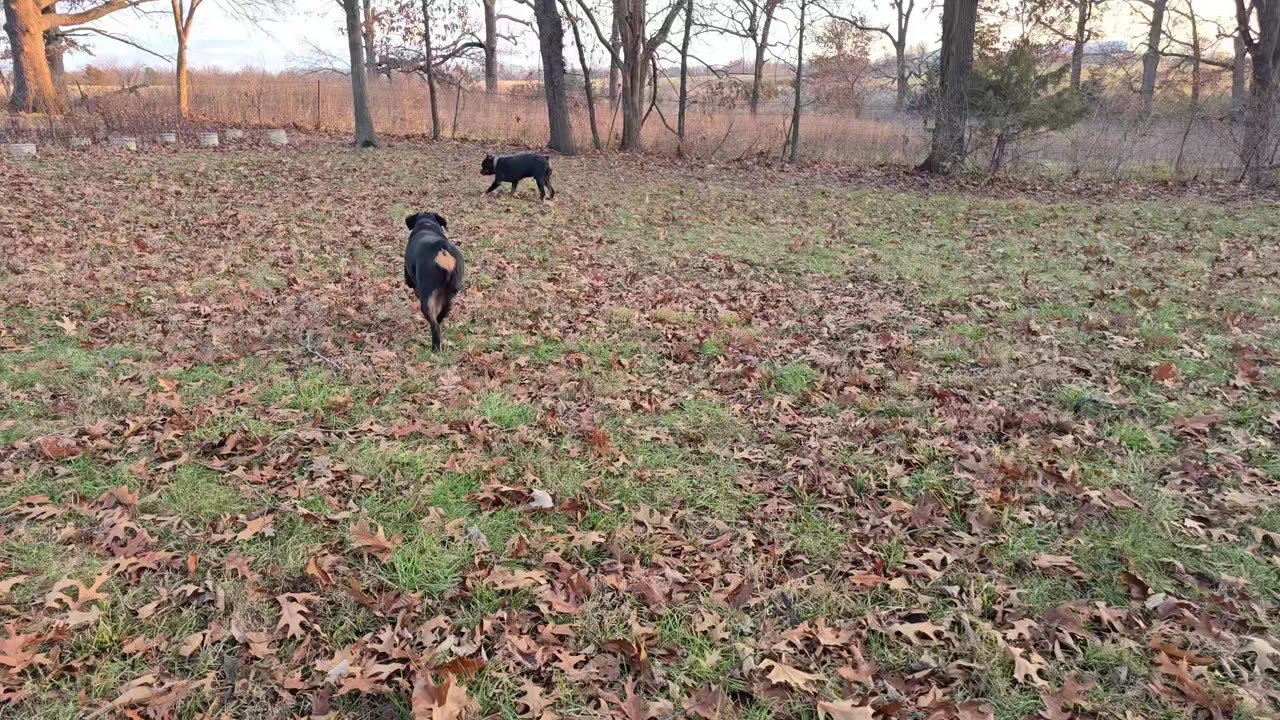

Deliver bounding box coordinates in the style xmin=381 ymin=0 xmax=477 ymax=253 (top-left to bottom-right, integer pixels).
xmin=404 ymin=213 xmax=420 ymax=230
xmin=429 ymin=212 xmax=448 ymax=230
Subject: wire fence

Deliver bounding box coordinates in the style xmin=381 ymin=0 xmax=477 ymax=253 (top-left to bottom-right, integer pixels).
xmin=2 ymin=72 xmax=1250 ymax=178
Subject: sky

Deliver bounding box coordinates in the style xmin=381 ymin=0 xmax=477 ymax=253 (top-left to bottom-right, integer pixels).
xmin=62 ymin=0 xmax=1242 ymax=75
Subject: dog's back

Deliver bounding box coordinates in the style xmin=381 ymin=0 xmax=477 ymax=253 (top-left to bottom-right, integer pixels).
xmin=497 ymin=153 xmax=550 ymax=176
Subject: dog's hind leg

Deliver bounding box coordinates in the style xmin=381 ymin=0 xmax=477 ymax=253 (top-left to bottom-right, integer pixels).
xmin=422 ymin=292 xmax=445 ymax=351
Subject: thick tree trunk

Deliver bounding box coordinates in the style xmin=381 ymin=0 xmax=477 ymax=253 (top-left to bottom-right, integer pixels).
xmin=43 ymin=4 xmax=66 ymax=103
xmin=1232 ymin=33 xmax=1248 ymax=120
xmin=788 ymin=0 xmax=804 ymax=163
xmin=4 ymin=0 xmax=62 ymax=113
xmin=749 ymin=0 xmax=776 ymax=115
xmin=422 ymin=0 xmax=441 ymax=140
xmin=564 ymin=0 xmax=601 ymax=149
xmin=608 ymin=19 xmax=620 ymax=110
xmin=1239 ymin=0 xmax=1278 ymax=186
xmin=483 ymin=0 xmax=498 ymax=93
xmin=918 ymin=0 xmax=977 ymax=173
xmin=1140 ymin=0 xmax=1168 ymax=116
xmin=1070 ymin=0 xmax=1089 ymax=90
xmin=534 ymin=0 xmax=575 ymax=153
xmin=362 ymin=0 xmax=377 ymax=80
xmin=677 ymin=0 xmax=692 ymax=155
xmin=344 ymin=0 xmax=379 ymax=146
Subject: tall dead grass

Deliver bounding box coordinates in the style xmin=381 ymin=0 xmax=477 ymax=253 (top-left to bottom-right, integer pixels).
xmin=3 ymin=69 xmax=1245 ymax=177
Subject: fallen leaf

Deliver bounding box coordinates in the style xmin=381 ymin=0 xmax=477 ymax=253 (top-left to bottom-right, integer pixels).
xmin=350 ymin=517 xmax=402 ymax=562
xmin=275 ymin=593 xmax=317 ymax=639
xmin=760 ymin=659 xmax=823 ymax=690
xmin=816 ymin=699 xmax=874 ymax=720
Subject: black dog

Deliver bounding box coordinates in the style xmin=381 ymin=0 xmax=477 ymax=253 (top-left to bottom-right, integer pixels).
xmin=481 ymin=153 xmax=556 ymax=201
xmin=403 ymin=212 xmax=465 ymax=351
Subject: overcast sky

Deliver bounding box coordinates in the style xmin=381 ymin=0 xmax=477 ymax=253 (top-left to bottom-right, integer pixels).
xmin=65 ymin=0 xmax=1242 ymax=74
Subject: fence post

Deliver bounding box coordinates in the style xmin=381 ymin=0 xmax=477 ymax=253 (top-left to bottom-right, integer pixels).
xmin=315 ymin=79 xmax=321 ymax=130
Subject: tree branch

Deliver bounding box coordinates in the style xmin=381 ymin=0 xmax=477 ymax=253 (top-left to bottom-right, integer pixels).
xmin=62 ymin=26 xmax=173 ymax=61
xmin=46 ymin=0 xmax=157 ymax=29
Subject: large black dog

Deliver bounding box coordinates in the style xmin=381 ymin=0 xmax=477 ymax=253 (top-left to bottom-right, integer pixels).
xmin=403 ymin=212 xmax=465 ymax=351
xmin=481 ymin=153 xmax=556 ymax=201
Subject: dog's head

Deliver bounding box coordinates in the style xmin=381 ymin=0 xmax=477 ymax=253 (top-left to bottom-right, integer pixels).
xmin=405 ymin=212 xmax=448 ymax=232
xmin=480 ymin=155 xmax=495 ymax=176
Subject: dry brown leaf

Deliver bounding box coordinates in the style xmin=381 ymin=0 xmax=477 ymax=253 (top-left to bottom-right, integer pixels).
xmin=887 ymin=620 xmax=945 ymax=644
xmin=760 ymin=659 xmax=823 ymax=690
xmin=517 ymin=679 xmax=554 ymax=719
xmin=816 ymin=699 xmax=874 ymax=720
xmin=275 ymin=593 xmax=317 ymax=639
xmin=412 ymin=671 xmax=472 ymax=720
xmin=1008 ymin=646 xmax=1049 ymax=687
xmin=350 ymin=517 xmax=402 ymax=562
xmin=235 ymin=515 xmax=275 ymax=542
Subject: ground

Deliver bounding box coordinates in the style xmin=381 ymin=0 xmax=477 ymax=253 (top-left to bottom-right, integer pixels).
xmin=1 ymin=138 xmax=1278 ymax=720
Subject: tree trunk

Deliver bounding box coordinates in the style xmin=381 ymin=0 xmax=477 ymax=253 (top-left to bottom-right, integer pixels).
xmin=894 ymin=40 xmax=907 ymax=110
xmin=918 ymin=0 xmax=977 ymax=173
xmin=608 ymin=18 xmax=620 ymax=110
xmin=1239 ymin=0 xmax=1278 ymax=186
xmin=1140 ymin=0 xmax=1168 ymax=116
xmin=788 ymin=0 xmax=804 ymax=163
xmin=483 ymin=0 xmax=498 ymax=92
xmin=176 ymin=41 xmax=191 ymax=116
xmin=1070 ymin=0 xmax=1089 ymax=90
xmin=422 ymin=0 xmax=441 ymax=140
xmin=344 ymin=0 xmax=379 ymax=146
xmin=677 ymin=0 xmax=692 ymax=155
xmin=617 ymin=0 xmax=645 ymax=150
xmin=749 ymin=0 xmax=777 ymax=115
xmin=1232 ymin=33 xmax=1247 ymax=121
xmin=534 ymin=0 xmax=575 ymax=153
xmin=4 ymin=0 xmax=62 ymax=113
xmin=43 ymin=4 xmax=66 ymax=103
xmin=362 ymin=0 xmax=377 ymax=80
xmin=564 ymin=0 xmax=601 ymax=149
xmin=1187 ymin=0 xmax=1200 ymax=104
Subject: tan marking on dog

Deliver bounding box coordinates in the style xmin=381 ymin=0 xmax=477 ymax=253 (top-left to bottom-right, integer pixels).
xmin=434 ymin=250 xmax=457 ymax=273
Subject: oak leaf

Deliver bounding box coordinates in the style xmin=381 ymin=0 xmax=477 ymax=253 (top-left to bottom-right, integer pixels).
xmin=816 ymin=699 xmax=874 ymax=720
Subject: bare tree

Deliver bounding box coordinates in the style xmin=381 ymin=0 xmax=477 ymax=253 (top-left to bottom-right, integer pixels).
xmin=341 ymin=0 xmax=379 ymax=145
xmin=787 ymin=0 xmax=810 ymax=162
xmin=483 ymin=0 xmax=497 ymax=90
xmin=1235 ymin=0 xmax=1279 ymax=185
xmin=3 ymin=0 xmax=159 ymax=112
xmin=607 ymin=15 xmax=619 ymax=107
xmin=1157 ymin=0 xmax=1234 ymax=106
xmin=376 ymin=0 xmax=483 ymax=138
xmin=363 ymin=0 xmax=378 ymax=78
xmin=562 ymin=0 xmax=602 ymax=148
xmin=1025 ymin=0 xmax=1104 ymax=90
xmin=533 ymin=0 xmax=575 ymax=152
xmin=169 ymin=0 xmax=283 ymax=118
xmin=823 ymin=0 xmax=917 ymax=110
xmin=1132 ymin=0 xmax=1169 ymax=115
xmin=676 ymin=0 xmax=692 ymax=154
xmin=918 ymin=0 xmax=978 ymax=173
xmin=703 ymin=0 xmax=783 ymax=114
xmin=575 ymin=0 xmax=685 ymax=150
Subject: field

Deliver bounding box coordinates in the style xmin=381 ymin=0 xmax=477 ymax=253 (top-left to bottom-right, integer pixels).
xmin=1 ymin=138 xmax=1279 ymax=719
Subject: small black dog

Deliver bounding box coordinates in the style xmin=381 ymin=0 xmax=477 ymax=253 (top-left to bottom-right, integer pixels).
xmin=403 ymin=212 xmax=465 ymax=351
xmin=481 ymin=153 xmax=556 ymax=201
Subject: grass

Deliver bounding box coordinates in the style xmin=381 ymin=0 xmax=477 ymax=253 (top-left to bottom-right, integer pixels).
xmin=1 ymin=139 xmax=1277 ymax=719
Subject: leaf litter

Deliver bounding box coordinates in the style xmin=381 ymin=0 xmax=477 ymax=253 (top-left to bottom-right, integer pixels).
xmin=0 ymin=139 xmax=1278 ymax=718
